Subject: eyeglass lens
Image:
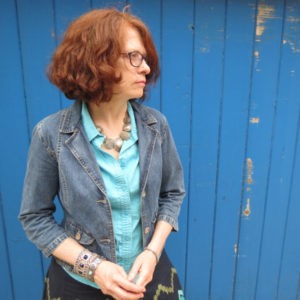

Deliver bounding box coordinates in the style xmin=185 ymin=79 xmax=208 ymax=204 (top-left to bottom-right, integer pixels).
xmin=129 ymin=52 xmax=145 ymax=67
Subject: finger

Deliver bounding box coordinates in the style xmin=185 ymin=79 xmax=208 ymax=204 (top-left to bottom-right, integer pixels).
xmin=117 ymin=276 xmax=146 ymax=293
xmin=117 ymin=266 xmax=128 ymax=279
xmin=113 ymin=286 xmax=144 ymax=300
xmin=135 ymin=271 xmax=149 ymax=288
xmin=128 ymin=260 xmax=142 ymax=282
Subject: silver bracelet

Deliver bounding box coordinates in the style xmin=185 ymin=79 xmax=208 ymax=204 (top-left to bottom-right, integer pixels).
xmin=144 ymin=247 xmax=159 ymax=264
xmin=73 ymin=249 xmax=105 ymax=282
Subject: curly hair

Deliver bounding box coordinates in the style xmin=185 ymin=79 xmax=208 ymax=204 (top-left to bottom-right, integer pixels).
xmin=47 ymin=8 xmax=160 ymax=103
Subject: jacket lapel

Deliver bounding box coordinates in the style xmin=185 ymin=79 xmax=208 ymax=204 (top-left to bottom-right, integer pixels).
xmin=60 ymin=101 xmax=107 ymax=197
xmin=131 ymin=102 xmax=158 ymax=194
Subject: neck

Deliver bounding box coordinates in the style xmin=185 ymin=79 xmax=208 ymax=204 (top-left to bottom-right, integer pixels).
xmin=88 ymin=97 xmax=128 ymax=126
xmin=86 ymin=96 xmax=130 ymax=138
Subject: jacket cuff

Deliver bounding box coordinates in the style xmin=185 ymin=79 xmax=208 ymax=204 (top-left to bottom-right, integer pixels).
xmin=157 ymin=214 xmax=178 ymax=232
xmin=42 ymin=232 xmax=69 ymax=258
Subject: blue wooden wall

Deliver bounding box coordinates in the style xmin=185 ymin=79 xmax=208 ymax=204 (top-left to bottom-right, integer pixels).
xmin=1 ymin=0 xmax=300 ymax=299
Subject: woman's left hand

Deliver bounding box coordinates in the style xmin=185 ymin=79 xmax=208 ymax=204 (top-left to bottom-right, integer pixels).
xmin=127 ymin=249 xmax=157 ymax=288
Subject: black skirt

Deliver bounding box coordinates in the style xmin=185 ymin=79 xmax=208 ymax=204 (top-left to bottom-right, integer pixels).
xmin=43 ymin=250 xmax=185 ymax=300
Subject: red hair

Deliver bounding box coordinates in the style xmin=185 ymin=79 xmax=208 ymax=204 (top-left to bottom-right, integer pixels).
xmin=47 ymin=8 xmax=159 ymax=103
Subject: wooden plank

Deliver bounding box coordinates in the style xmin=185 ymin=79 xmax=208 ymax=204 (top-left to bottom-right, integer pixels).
xmin=0 ymin=1 xmax=45 ymax=299
xmin=255 ymin=0 xmax=300 ymax=298
xmin=277 ymin=111 xmax=300 ymax=300
xmin=159 ymin=0 xmax=194 ymax=288
xmin=233 ymin=0 xmax=285 ymax=299
xmin=0 ymin=189 xmax=14 ymax=300
xmin=16 ymin=0 xmax=60 ymax=133
xmin=185 ymin=0 xmax=226 ymax=298
xmin=209 ymin=0 xmax=256 ymax=298
xmin=93 ymin=0 xmax=127 ymax=10
xmin=276 ymin=3 xmax=300 ymax=298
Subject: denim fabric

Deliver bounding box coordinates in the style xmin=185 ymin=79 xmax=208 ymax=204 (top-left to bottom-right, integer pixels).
xmin=19 ymin=100 xmax=185 ymax=268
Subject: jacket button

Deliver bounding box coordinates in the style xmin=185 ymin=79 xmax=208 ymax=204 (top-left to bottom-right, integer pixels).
xmin=75 ymin=231 xmax=81 ymax=241
xmin=142 ymin=191 xmax=146 ymax=198
xmin=144 ymin=227 xmax=150 ymax=234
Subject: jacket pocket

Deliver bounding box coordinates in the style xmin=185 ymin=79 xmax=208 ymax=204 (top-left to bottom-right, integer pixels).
xmin=65 ymin=221 xmax=95 ymax=246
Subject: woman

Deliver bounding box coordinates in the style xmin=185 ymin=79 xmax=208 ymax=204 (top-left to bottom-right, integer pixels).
xmin=19 ymin=8 xmax=185 ymax=300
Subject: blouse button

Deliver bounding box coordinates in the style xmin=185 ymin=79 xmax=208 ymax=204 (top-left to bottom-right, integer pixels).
xmin=142 ymin=191 xmax=146 ymax=198
xmin=75 ymin=231 xmax=81 ymax=241
xmin=144 ymin=227 xmax=150 ymax=234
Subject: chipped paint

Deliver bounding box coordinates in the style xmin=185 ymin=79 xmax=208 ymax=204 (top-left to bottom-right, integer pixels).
xmin=250 ymin=117 xmax=260 ymax=124
xmin=246 ymin=158 xmax=254 ymax=184
xmin=254 ymin=50 xmax=260 ymax=64
xmin=246 ymin=187 xmax=251 ymax=192
xmin=200 ymin=47 xmax=210 ymax=53
xmin=234 ymin=244 xmax=238 ymax=254
xmin=256 ymin=4 xmax=276 ymax=40
xmin=243 ymin=198 xmax=251 ymax=217
xmin=287 ymin=16 xmax=300 ymax=23
xmin=283 ymin=39 xmax=300 ymax=54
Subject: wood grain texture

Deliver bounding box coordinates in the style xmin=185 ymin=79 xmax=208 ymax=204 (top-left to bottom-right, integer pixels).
xmin=1 ymin=0 xmax=299 ymax=299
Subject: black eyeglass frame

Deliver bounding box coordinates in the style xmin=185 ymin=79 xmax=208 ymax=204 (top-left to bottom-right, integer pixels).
xmin=121 ymin=51 xmax=149 ymax=67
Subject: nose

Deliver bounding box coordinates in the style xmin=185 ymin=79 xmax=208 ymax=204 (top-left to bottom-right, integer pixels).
xmin=139 ymin=59 xmax=150 ymax=75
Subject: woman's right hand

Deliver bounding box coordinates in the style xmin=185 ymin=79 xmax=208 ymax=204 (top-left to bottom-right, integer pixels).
xmin=94 ymin=260 xmax=145 ymax=300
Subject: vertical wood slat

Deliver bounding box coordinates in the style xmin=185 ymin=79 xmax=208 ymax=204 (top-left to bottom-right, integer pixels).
xmin=255 ymin=0 xmax=300 ymax=298
xmin=1 ymin=1 xmax=300 ymax=299
xmin=234 ymin=0 xmax=285 ymax=298
xmin=0 ymin=189 xmax=14 ymax=299
xmin=210 ymin=0 xmax=257 ymax=298
xmin=185 ymin=0 xmax=227 ymax=298
xmin=276 ymin=2 xmax=300 ymax=298
xmin=160 ymin=0 xmax=194 ymax=288
xmin=0 ymin=1 xmax=45 ymax=299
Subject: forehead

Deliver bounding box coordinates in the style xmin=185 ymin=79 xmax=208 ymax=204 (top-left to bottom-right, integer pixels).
xmin=120 ymin=25 xmax=146 ymax=54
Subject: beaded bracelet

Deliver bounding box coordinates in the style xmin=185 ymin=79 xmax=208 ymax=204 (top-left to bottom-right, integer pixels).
xmin=144 ymin=247 xmax=159 ymax=264
xmin=73 ymin=249 xmax=105 ymax=282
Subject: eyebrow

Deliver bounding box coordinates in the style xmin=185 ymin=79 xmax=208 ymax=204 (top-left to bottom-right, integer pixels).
xmin=126 ymin=49 xmax=147 ymax=56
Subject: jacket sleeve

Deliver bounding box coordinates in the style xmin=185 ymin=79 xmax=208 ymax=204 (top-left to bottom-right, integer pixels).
xmin=157 ymin=117 xmax=185 ymax=232
xmin=18 ymin=122 xmax=68 ymax=257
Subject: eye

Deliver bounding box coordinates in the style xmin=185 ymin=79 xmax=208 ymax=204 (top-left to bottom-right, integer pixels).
xmin=131 ymin=52 xmax=141 ymax=60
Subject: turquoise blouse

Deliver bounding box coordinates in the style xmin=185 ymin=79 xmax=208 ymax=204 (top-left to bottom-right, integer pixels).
xmin=64 ymin=101 xmax=143 ymax=288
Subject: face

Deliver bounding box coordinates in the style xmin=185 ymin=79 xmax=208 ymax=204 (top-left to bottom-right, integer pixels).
xmin=112 ymin=25 xmax=151 ymax=101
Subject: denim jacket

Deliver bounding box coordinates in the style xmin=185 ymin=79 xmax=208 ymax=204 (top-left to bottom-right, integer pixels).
xmin=19 ymin=100 xmax=185 ymax=268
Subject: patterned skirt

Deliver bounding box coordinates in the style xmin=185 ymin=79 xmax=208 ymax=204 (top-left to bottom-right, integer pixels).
xmin=43 ymin=250 xmax=185 ymax=300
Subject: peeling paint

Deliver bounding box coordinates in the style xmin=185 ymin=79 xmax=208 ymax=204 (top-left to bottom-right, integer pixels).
xmin=287 ymin=16 xmax=300 ymax=23
xmin=234 ymin=244 xmax=238 ymax=254
xmin=246 ymin=187 xmax=251 ymax=192
xmin=246 ymin=158 xmax=254 ymax=184
xmin=254 ymin=50 xmax=260 ymax=64
xmin=250 ymin=117 xmax=260 ymax=124
xmin=256 ymin=4 xmax=276 ymax=38
xmin=200 ymin=47 xmax=210 ymax=53
xmin=284 ymin=39 xmax=300 ymax=53
xmin=243 ymin=198 xmax=251 ymax=217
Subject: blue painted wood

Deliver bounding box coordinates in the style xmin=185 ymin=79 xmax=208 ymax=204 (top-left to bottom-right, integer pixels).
xmin=0 ymin=189 xmax=14 ymax=300
xmin=0 ymin=1 xmax=44 ymax=299
xmin=160 ymin=0 xmax=194 ymax=288
xmin=276 ymin=2 xmax=300 ymax=298
xmin=255 ymin=0 xmax=300 ymax=298
xmin=16 ymin=0 xmax=60 ymax=133
xmin=234 ymin=0 xmax=285 ymax=299
xmin=185 ymin=0 xmax=226 ymax=298
xmin=1 ymin=1 xmax=300 ymax=299
xmin=210 ymin=0 xmax=257 ymax=298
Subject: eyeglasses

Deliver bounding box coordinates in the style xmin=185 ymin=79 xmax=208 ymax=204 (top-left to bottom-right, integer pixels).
xmin=121 ymin=51 xmax=149 ymax=67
